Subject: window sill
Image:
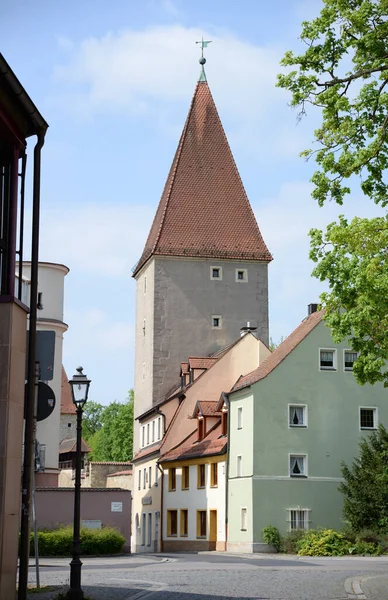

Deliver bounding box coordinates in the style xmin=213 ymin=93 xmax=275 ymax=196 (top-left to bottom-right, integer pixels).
xmin=196 ymin=536 xmax=206 ymax=539
xmin=289 ymin=425 xmax=307 ymax=428
xmin=240 ymin=528 xmax=247 ymax=532
xmin=180 ymin=534 xmax=188 ymax=537
xmin=320 ymin=367 xmax=336 ymax=371
xmin=290 ymin=475 xmax=307 ymax=478
xmin=210 ymin=485 xmax=218 ymax=489
xmin=197 ymin=486 xmax=205 ymax=490
xmin=169 ymin=489 xmax=176 ymax=492
xmin=360 ymin=427 xmax=377 ymax=430
xmin=167 ymin=534 xmax=177 ymax=538
xmin=181 ymin=487 xmax=189 ymax=491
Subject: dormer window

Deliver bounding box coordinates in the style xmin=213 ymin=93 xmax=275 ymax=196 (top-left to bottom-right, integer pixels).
xmin=198 ymin=417 xmax=204 ymax=441
xmin=221 ymin=411 xmax=227 ymax=436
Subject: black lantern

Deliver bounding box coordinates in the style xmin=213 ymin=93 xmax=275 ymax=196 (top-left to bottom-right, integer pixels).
xmin=69 ymin=366 xmax=91 ymax=408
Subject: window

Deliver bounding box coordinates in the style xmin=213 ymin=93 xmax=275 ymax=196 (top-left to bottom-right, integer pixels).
xmin=167 ymin=510 xmax=178 ymax=536
xmin=237 ymin=455 xmax=242 ymax=477
xmin=197 ymin=464 xmax=205 ymax=488
xmin=144 ymin=276 xmax=147 ymax=294
xmin=320 ymin=349 xmax=336 ymax=370
xmin=147 ymin=423 xmax=150 ymax=445
xmin=290 ymin=455 xmax=307 ymax=477
xmin=198 ymin=418 xmax=204 ymax=441
xmin=344 ymin=350 xmax=358 ymax=371
xmin=138 ymin=470 xmax=141 ymax=490
xmin=235 ymin=268 xmax=248 ymax=282
xmin=169 ymin=468 xmax=176 ymax=491
xmin=141 ymin=426 xmax=145 ymax=447
xmin=141 ymin=513 xmax=146 ymax=545
xmin=180 ymin=509 xmax=188 ymax=536
xmin=289 ymin=509 xmax=309 ymax=531
xmin=210 ymin=463 xmax=218 ymax=487
xmin=143 ymin=467 xmax=147 ymax=489
xmin=155 ymin=464 xmax=159 ymax=487
xmin=210 ymin=266 xmax=222 ymax=280
xmin=147 ymin=513 xmax=152 ymax=546
xmin=196 ymin=510 xmax=207 ymax=538
xmin=212 ymin=315 xmax=222 ymax=329
xmin=157 ymin=417 xmax=161 ymax=440
xmin=182 ymin=466 xmax=190 ymax=490
xmin=68 ymin=423 xmax=71 ymax=428
xmin=289 ymin=405 xmax=307 ymax=428
xmin=241 ymin=508 xmax=247 ymax=531
xmin=360 ymin=407 xmax=377 ymax=430
xmin=237 ymin=407 xmax=243 ymax=430
xmin=152 ymin=420 xmax=155 ymax=443
xmin=148 ymin=466 xmax=152 ymax=488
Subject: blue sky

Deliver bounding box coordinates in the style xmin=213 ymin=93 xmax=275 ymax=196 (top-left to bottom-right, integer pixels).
xmin=1 ymin=0 xmax=383 ymax=404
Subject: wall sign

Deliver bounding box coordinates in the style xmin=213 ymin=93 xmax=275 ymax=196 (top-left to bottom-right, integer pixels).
xmin=111 ymin=502 xmax=123 ymax=512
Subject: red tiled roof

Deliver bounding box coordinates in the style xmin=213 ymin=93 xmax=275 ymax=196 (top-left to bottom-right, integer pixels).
xmin=133 ymin=79 xmax=272 ymax=276
xmin=89 ymin=461 xmax=132 ymax=466
xmin=106 ymin=470 xmax=133 ymax=477
xmin=160 ymin=422 xmax=226 ymax=462
xmin=61 ymin=366 xmax=75 ymax=415
xmin=188 ymin=357 xmax=219 ymax=370
xmin=193 ymin=400 xmax=221 ymax=418
xmin=133 ymin=442 xmax=162 ymax=462
xmin=180 ymin=362 xmax=189 ymax=374
xmin=232 ymin=311 xmax=324 ymax=392
xmin=59 ymin=437 xmax=91 ymax=454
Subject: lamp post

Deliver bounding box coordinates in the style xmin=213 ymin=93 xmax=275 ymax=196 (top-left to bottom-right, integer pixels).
xmin=68 ymin=367 xmax=91 ymax=600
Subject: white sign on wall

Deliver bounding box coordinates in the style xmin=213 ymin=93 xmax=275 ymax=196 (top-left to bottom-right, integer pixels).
xmin=111 ymin=502 xmax=123 ymax=512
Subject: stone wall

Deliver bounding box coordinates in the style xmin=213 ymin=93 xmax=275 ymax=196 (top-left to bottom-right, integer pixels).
xmin=89 ymin=462 xmax=132 ymax=488
xmin=60 ymin=414 xmax=76 ymax=442
xmin=106 ymin=473 xmax=133 ymax=491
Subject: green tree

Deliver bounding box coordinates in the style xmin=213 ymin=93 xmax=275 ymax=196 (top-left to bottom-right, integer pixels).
xmin=82 ymin=400 xmax=105 ymax=441
xmin=89 ymin=391 xmax=134 ymax=462
xmin=277 ymin=0 xmax=388 ymax=386
xmin=340 ymin=424 xmax=388 ymax=532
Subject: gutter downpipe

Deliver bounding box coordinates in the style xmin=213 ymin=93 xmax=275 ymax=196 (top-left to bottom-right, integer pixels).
xmin=224 ymin=392 xmax=231 ymax=551
xmin=157 ymin=462 xmax=164 ymax=553
xmin=18 ymin=131 xmax=46 ymax=600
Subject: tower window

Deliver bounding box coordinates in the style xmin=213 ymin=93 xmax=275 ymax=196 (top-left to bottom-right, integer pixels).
xmin=210 ymin=266 xmax=222 ymax=280
xmin=212 ymin=315 xmax=222 ymax=329
xmin=235 ymin=268 xmax=248 ymax=282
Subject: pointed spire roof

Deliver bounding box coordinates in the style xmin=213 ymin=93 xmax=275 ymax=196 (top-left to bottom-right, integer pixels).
xmin=133 ymin=77 xmax=272 ymax=276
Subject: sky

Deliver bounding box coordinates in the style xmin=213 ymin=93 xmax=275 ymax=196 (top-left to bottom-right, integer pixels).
xmin=1 ymin=0 xmax=384 ymax=405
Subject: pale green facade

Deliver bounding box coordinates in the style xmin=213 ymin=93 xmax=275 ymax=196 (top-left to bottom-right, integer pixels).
xmin=227 ymin=319 xmax=387 ymax=552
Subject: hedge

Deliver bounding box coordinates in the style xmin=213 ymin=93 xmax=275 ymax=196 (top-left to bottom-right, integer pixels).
xmin=25 ymin=526 xmax=125 ymax=556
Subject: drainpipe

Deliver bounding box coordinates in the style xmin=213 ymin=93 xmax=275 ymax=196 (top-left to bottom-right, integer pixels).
xmin=18 ymin=131 xmax=46 ymax=600
xmin=224 ymin=393 xmax=230 ymax=551
xmin=157 ymin=462 xmax=164 ymax=552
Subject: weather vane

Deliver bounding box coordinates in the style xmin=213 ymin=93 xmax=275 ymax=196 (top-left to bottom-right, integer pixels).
xmin=196 ymin=37 xmax=212 ymax=65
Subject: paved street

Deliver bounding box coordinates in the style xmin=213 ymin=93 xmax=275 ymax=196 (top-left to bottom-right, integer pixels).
xmin=26 ymin=553 xmax=388 ymax=600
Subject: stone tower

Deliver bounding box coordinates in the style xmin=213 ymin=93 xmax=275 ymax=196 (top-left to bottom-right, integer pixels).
xmin=133 ymin=62 xmax=272 ymax=419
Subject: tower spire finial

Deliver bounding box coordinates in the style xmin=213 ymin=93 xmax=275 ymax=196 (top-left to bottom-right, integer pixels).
xmin=195 ymin=37 xmax=212 ymax=82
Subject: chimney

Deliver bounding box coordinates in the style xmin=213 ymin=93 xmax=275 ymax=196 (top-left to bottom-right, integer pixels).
xmin=308 ymin=303 xmax=318 ymax=316
xmin=240 ymin=321 xmax=258 ymax=337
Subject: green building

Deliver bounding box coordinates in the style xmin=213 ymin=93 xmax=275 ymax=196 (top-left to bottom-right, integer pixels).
xmin=227 ymin=306 xmax=387 ymax=552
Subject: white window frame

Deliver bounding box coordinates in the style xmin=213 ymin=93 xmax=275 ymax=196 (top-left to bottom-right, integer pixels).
xmin=152 ymin=420 xmax=155 ymax=443
xmin=141 ymin=426 xmax=145 ymax=447
xmin=147 ymin=423 xmax=150 ymax=445
xmin=143 ymin=467 xmax=147 ymax=489
xmin=157 ymin=416 xmax=162 ymax=440
xmin=212 ymin=315 xmax=222 ymax=329
xmin=210 ymin=266 xmax=223 ymax=280
xmin=235 ymin=268 xmax=248 ymax=282
xmin=138 ymin=469 xmax=141 ymax=490
xmin=147 ymin=513 xmax=152 ymax=546
xmin=141 ymin=513 xmax=146 ymax=546
xmin=289 ymin=453 xmax=308 ymax=478
xmin=237 ymin=406 xmax=243 ymax=430
xmin=236 ymin=455 xmax=243 ymax=478
xmin=288 ymin=404 xmax=308 ymax=428
xmin=148 ymin=465 xmax=152 ymax=488
xmin=319 ymin=348 xmax=337 ymax=371
xmin=241 ymin=507 xmax=247 ymax=531
xmin=359 ymin=407 xmax=378 ymax=430
xmin=155 ymin=464 xmax=159 ymax=487
xmin=344 ymin=349 xmax=358 ymax=371
xmin=288 ymin=508 xmax=311 ymax=531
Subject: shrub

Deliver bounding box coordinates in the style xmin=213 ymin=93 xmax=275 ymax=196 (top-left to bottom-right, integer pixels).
xmin=262 ymin=525 xmax=281 ymax=551
xmin=280 ymin=529 xmax=306 ymax=553
xmin=297 ymin=529 xmax=352 ymax=556
xmin=27 ymin=526 xmax=125 ymax=557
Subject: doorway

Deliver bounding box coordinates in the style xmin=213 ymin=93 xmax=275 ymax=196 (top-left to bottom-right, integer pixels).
xmin=209 ymin=510 xmax=217 ymax=551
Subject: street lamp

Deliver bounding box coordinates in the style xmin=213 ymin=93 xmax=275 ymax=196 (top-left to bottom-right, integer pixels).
xmin=68 ymin=367 xmax=91 ymax=600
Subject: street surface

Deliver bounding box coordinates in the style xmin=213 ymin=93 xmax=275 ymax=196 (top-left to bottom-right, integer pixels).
xmin=26 ymin=552 xmax=388 ymax=600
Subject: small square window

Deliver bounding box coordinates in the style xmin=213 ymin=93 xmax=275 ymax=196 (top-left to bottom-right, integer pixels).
xmin=344 ymin=350 xmax=358 ymax=371
xmin=241 ymin=508 xmax=247 ymax=531
xmin=360 ymin=408 xmax=377 ymax=430
xmin=210 ymin=266 xmax=222 ymax=280
xmin=289 ymin=509 xmax=309 ymax=531
xmin=290 ymin=455 xmax=307 ymax=477
xmin=289 ymin=405 xmax=307 ymax=428
xmin=235 ymin=268 xmax=248 ymax=282
xmin=320 ymin=349 xmax=336 ymax=370
xmin=169 ymin=468 xmax=176 ymax=491
xmin=237 ymin=407 xmax=243 ymax=430
xmin=212 ymin=315 xmax=222 ymax=329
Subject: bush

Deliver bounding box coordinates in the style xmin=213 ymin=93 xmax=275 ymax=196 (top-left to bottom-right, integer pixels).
xmin=280 ymin=529 xmax=306 ymax=553
xmin=262 ymin=525 xmax=281 ymax=551
xmin=26 ymin=526 xmax=125 ymax=557
xmin=297 ymin=529 xmax=352 ymax=556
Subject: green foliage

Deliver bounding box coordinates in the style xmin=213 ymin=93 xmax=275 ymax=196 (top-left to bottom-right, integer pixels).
xmin=340 ymin=424 xmax=388 ymax=532
xmin=26 ymin=526 xmax=124 ymax=557
xmin=262 ymin=525 xmax=281 ymax=551
xmin=280 ymin=529 xmax=306 ymax=553
xmin=310 ymin=215 xmax=388 ymax=387
xmin=297 ymin=529 xmax=352 ymax=556
xmin=82 ymin=401 xmax=105 ymax=440
xmin=87 ymin=390 xmax=134 ymax=461
xmin=278 ymin=0 xmax=388 ymax=385
xmin=269 ymin=336 xmax=285 ymax=352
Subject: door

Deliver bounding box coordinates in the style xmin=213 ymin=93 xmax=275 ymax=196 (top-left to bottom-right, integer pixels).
xmin=209 ymin=510 xmax=217 ymax=551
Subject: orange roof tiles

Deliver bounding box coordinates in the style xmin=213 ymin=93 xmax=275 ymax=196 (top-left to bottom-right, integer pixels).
xmin=160 ymin=423 xmax=226 ymax=462
xmin=194 ymin=400 xmax=221 ymax=417
xmin=188 ymin=357 xmax=218 ymax=370
xmin=133 ymin=79 xmax=272 ymax=276
xmin=133 ymin=442 xmax=162 ymax=462
xmin=232 ymin=311 xmax=323 ymax=392
xmin=106 ymin=470 xmax=133 ymax=477
xmin=180 ymin=362 xmax=189 ymax=374
xmin=59 ymin=437 xmax=91 ymax=454
xmin=60 ymin=366 xmax=75 ymax=415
